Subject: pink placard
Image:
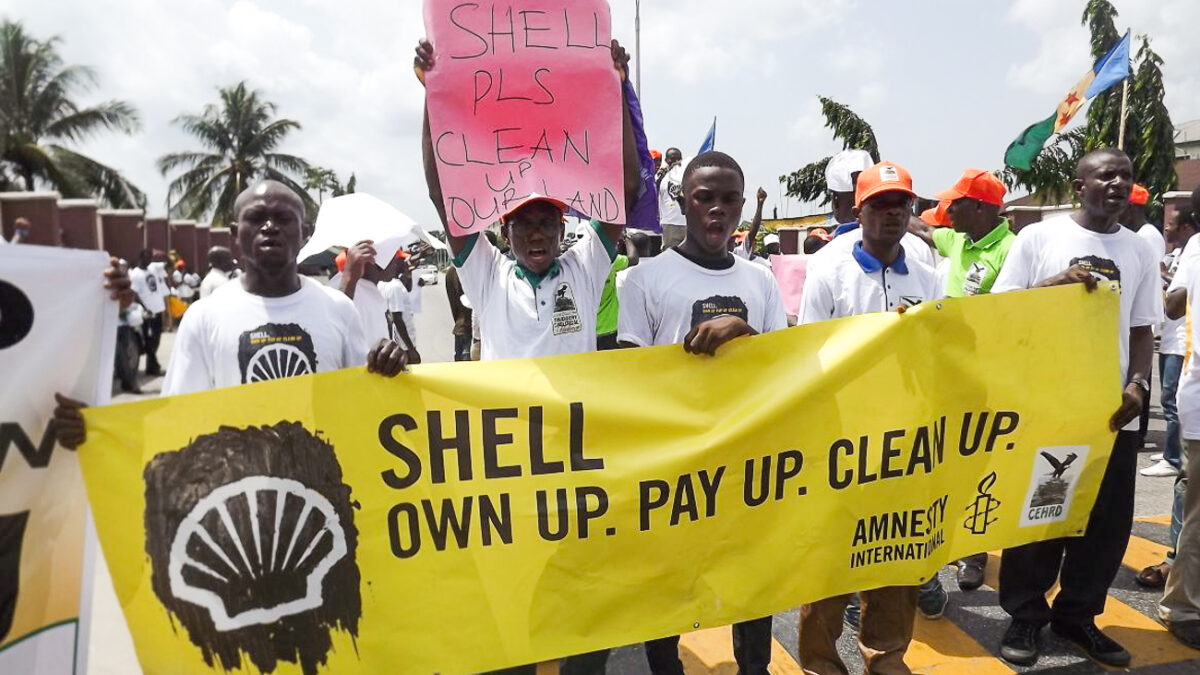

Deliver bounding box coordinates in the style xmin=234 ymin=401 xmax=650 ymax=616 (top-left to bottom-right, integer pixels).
xmin=770 ymin=254 xmax=808 ymax=317
xmin=423 ymin=0 xmax=624 ymax=236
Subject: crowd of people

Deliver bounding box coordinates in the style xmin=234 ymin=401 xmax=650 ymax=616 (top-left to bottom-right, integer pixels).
xmin=18 ymin=33 xmax=1199 ymax=675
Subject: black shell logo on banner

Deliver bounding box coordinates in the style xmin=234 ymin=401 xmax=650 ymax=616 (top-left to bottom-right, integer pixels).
xmin=0 ymin=280 xmax=34 ymax=349
xmin=144 ymin=422 xmax=360 ymax=675
xmin=167 ymin=476 xmax=348 ymax=631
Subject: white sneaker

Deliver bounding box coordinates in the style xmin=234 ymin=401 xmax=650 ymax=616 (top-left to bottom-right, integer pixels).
xmin=1150 ymin=453 xmax=1164 ymax=462
xmin=1141 ymin=459 xmax=1180 ymax=477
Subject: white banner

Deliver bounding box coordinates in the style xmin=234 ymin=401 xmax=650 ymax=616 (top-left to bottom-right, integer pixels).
xmin=0 ymin=244 xmax=117 ymax=673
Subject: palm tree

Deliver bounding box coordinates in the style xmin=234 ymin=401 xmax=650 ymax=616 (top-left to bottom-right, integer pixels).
xmin=0 ymin=20 xmax=143 ymax=207
xmin=158 ymin=82 xmax=315 ymax=226
xmin=779 ymin=97 xmax=880 ymax=206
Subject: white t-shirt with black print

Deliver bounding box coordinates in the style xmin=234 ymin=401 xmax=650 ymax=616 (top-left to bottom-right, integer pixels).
xmin=993 ymin=215 xmax=1161 ymax=430
xmin=161 ymin=276 xmax=368 ymax=396
xmin=129 ymin=266 xmax=166 ymax=314
xmin=457 ymin=221 xmax=616 ymax=361
xmin=617 ymin=247 xmax=788 ymax=346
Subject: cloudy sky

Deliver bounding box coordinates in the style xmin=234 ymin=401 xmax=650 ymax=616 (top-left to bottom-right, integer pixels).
xmin=6 ymin=0 xmax=1199 ymax=229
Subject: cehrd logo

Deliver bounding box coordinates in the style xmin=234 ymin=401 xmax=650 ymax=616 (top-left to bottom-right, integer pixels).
xmin=0 ymin=279 xmax=34 ymax=349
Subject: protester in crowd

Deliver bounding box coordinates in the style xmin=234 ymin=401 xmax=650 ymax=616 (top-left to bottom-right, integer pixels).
xmin=382 ymin=255 xmax=422 ymax=362
xmin=444 ymin=265 xmax=472 ymax=361
xmin=812 ymin=150 xmax=935 ymax=269
xmin=402 ymin=255 xmax=426 ymax=346
xmin=795 ymin=161 xmax=938 ymax=674
xmin=145 ymin=249 xmax=174 ymax=332
xmin=113 ymin=259 xmax=143 ymax=394
xmin=657 ymin=147 xmax=686 ymax=249
xmin=618 ymin=150 xmax=783 ymax=675
xmin=1122 ymin=184 xmax=1166 ymax=447
xmin=1159 ymin=187 xmax=1200 ymax=650
xmin=734 ymin=188 xmax=769 ymax=260
xmin=52 ymin=180 xmax=408 ymax=448
xmin=992 ymin=149 xmax=1158 ymax=668
xmin=335 ymin=241 xmax=418 ymax=365
xmin=416 ymin=36 xmax=640 ymax=675
xmin=650 ymin=149 xmax=662 ymax=175
xmin=200 ymin=246 xmax=238 ymax=298
xmin=1144 ymin=206 xmax=1195 ymax=479
xmin=128 ymin=249 xmax=167 ymax=376
xmin=172 ymin=260 xmax=199 ymax=304
xmin=917 ymin=169 xmax=1017 ymax=594
xmin=803 ymin=228 xmax=832 ymax=254
xmin=6 ymin=216 xmax=31 ymax=243
xmin=596 ymin=233 xmax=631 ymax=351
xmin=1138 ymin=206 xmax=1198 ymax=591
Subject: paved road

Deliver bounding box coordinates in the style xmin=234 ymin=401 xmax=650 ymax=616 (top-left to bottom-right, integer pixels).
xmin=86 ymin=278 xmax=1196 ymax=673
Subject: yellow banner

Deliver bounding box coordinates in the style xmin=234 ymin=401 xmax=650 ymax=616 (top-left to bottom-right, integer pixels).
xmin=80 ymin=284 xmax=1120 ymax=674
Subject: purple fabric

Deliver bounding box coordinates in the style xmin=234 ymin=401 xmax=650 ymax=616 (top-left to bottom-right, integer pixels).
xmin=566 ymin=77 xmax=659 ymax=232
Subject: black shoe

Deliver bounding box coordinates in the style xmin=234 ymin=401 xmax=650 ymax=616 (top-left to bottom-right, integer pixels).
xmin=999 ymin=619 xmax=1041 ymax=666
xmin=1169 ymin=619 xmax=1200 ymax=650
xmin=957 ymin=563 xmax=985 ymax=591
xmin=1051 ymin=620 xmax=1131 ymax=666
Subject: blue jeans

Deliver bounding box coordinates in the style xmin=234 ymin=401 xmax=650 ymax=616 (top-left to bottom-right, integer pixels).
xmin=1161 ymin=353 xmax=1184 ymax=467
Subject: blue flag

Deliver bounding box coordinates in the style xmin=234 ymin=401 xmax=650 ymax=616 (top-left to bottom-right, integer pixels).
xmin=698 ymin=117 xmax=716 ymax=155
xmin=1085 ymin=30 xmax=1131 ymax=99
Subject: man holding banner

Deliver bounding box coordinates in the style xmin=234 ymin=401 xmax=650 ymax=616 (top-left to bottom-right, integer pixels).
xmin=52 ymin=180 xmax=410 ymax=448
xmin=618 ymin=150 xmax=787 ymax=674
xmin=991 ymin=148 xmax=1158 ymax=668
xmin=796 ymin=161 xmax=940 ymax=675
xmin=415 ymin=3 xmax=641 ymax=670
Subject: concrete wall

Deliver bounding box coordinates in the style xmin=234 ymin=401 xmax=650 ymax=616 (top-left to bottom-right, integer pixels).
xmin=57 ymin=199 xmax=100 ymax=250
xmin=194 ymin=226 xmax=210 ymax=272
xmin=98 ymin=210 xmax=145 ymax=262
xmin=209 ymin=227 xmax=232 ymax=256
xmin=170 ymin=220 xmax=197 ymax=269
xmin=145 ymin=217 xmax=169 ymax=253
xmin=0 ymin=192 xmax=61 ymax=246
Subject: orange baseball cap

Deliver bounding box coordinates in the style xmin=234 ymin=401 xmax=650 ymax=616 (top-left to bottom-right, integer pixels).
xmin=1130 ymin=183 xmax=1149 ymax=206
xmin=501 ymin=192 xmax=569 ymax=224
xmin=335 ymin=250 xmax=346 ymax=272
xmin=855 ymin=161 xmax=916 ymax=207
xmin=921 ymin=200 xmax=952 ymax=227
xmin=934 ymin=168 xmax=1007 ymax=206
xmin=650 ymin=149 xmax=663 ymax=160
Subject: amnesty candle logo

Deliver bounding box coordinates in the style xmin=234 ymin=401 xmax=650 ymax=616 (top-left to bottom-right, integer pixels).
xmin=963 ymin=472 xmax=1001 ymax=535
xmin=1020 ymin=446 xmax=1089 ymax=527
xmin=143 ymin=422 xmax=361 ymax=674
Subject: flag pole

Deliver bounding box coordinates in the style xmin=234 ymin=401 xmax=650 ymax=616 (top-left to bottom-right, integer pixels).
xmin=1118 ymin=78 xmax=1129 ymax=150
xmin=634 ymin=0 xmax=641 ymax=98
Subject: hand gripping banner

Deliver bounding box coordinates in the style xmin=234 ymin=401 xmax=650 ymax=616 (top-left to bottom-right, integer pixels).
xmin=80 ymin=284 xmax=1120 ymax=674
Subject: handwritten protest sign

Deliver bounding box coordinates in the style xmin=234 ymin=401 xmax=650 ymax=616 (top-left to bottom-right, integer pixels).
xmin=423 ymin=0 xmax=625 ymax=236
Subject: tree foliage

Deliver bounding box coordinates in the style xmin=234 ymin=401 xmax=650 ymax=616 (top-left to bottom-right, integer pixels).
xmin=158 ymin=82 xmax=316 ymax=226
xmin=0 ymin=20 xmax=144 ymax=207
xmin=779 ymin=97 xmax=880 ymax=205
xmin=1001 ymin=130 xmax=1086 ymax=206
xmin=1129 ymin=35 xmax=1177 ymax=219
xmin=304 ymin=166 xmax=356 ymax=202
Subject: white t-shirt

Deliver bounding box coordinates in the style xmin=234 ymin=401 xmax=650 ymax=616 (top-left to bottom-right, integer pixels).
xmin=798 ymin=243 xmax=941 ymax=323
xmin=349 ymin=279 xmax=395 ymax=346
xmin=148 ymin=261 xmax=170 ymax=301
xmin=408 ymin=279 xmax=423 ymax=315
xmin=458 ymin=221 xmax=615 ymax=360
xmin=657 ymin=164 xmax=686 ymax=227
xmin=1137 ymin=224 xmax=1166 ymax=257
xmin=1162 ymin=247 xmax=1187 ymax=356
xmin=161 ymin=277 xmax=368 ymax=396
xmin=811 ymin=224 xmax=936 ymax=272
xmin=381 ymin=279 xmax=410 ymax=314
xmin=1172 ymin=251 xmax=1200 ymax=438
xmin=617 ymin=248 xmax=788 ymax=346
xmin=200 ymin=268 xmax=233 ymax=298
xmin=129 ymin=267 xmax=166 ymax=314
xmin=993 ymin=216 xmax=1160 ymax=423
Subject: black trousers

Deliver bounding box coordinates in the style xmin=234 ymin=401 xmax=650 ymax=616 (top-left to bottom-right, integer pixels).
xmin=454 ymin=333 xmax=472 ymax=361
xmin=115 ymin=326 xmax=140 ymax=390
xmin=484 ymin=649 xmax=609 ymax=675
xmin=142 ymin=312 xmax=163 ymax=373
xmin=1137 ymin=370 xmax=1153 ymax=446
xmin=644 ymin=616 xmax=773 ymax=675
xmin=999 ymin=430 xmax=1138 ymax=625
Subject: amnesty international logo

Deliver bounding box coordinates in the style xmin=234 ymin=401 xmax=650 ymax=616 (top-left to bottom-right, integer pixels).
xmin=963 ymin=472 xmax=1001 ymax=535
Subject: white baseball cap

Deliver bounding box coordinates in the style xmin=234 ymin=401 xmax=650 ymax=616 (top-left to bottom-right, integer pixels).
xmin=764 ymin=233 xmax=780 ymax=246
xmin=825 ymin=150 xmax=875 ymax=193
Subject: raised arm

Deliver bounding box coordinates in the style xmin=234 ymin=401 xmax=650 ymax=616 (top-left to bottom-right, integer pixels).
xmin=745 ymin=188 xmax=767 ymax=252
xmin=605 ymin=39 xmax=638 ymax=246
xmin=415 ymin=40 xmax=470 ymax=256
